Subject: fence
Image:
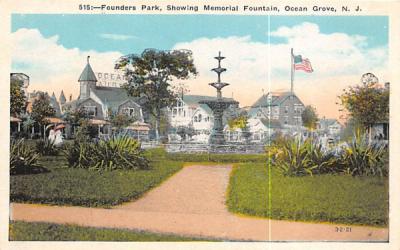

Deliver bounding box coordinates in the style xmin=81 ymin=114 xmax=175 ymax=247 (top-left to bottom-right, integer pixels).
xmin=164 ymin=143 xmax=266 ymax=154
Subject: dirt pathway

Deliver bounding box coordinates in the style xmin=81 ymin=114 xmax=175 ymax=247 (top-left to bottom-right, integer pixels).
xmin=10 ymin=165 xmax=388 ymax=241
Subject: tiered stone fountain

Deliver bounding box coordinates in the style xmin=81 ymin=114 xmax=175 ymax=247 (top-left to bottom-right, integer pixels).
xmin=199 ymin=52 xmax=238 ymax=146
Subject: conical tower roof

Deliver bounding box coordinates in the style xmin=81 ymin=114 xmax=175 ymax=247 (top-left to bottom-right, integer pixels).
xmin=59 ymin=90 xmax=66 ymax=104
xmin=78 ymin=56 xmax=97 ymax=82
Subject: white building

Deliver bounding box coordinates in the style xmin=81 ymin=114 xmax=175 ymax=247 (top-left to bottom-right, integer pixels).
xmin=168 ymin=95 xmax=237 ymax=143
xmin=318 ymin=118 xmax=342 ymax=138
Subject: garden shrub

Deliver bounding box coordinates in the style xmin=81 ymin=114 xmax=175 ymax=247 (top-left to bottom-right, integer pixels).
xmin=64 ymin=135 xmax=149 ymax=171
xmin=10 ymin=139 xmax=41 ymax=175
xmin=269 ymin=136 xmax=388 ymax=177
xmin=35 ymin=139 xmax=60 ymax=156
xmin=271 ymin=138 xmax=325 ymax=176
xmin=337 ymin=138 xmax=388 ymax=177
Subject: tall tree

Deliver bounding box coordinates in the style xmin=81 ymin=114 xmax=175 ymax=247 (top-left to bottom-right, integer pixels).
xmin=109 ymin=113 xmax=135 ymax=132
xmin=301 ymin=105 xmax=318 ymax=131
xmin=10 ymin=79 xmax=26 ymax=116
xmin=115 ymin=49 xmax=197 ymax=141
xmin=31 ymin=92 xmax=56 ymax=133
xmin=339 ymin=81 xmax=389 ymax=134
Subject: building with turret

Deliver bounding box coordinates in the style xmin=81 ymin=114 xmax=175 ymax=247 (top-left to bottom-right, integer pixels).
xmin=62 ymin=56 xmax=150 ymax=139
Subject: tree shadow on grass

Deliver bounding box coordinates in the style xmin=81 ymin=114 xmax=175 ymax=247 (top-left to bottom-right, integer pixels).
xmin=11 ymin=166 xmax=50 ymax=175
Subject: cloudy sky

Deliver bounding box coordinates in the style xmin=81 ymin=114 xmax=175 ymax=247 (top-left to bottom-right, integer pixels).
xmin=11 ymin=15 xmax=388 ymax=119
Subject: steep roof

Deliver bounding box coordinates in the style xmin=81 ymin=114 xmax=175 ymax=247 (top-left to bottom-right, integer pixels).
xmin=319 ymin=118 xmax=340 ymax=127
xmin=252 ymin=91 xmax=295 ymax=107
xmin=59 ymin=90 xmax=66 ymax=104
xmin=78 ymin=56 xmax=97 ymax=82
xmin=92 ymin=87 xmax=144 ymax=110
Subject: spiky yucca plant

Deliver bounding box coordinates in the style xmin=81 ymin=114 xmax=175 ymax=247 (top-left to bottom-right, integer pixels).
xmin=339 ymin=137 xmax=388 ymax=177
xmin=10 ymin=139 xmax=40 ymax=175
xmin=36 ymin=139 xmax=60 ymax=156
xmin=64 ymin=135 xmax=149 ymax=171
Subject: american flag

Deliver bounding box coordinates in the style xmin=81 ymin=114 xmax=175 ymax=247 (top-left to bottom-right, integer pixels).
xmin=293 ymin=55 xmax=313 ymax=73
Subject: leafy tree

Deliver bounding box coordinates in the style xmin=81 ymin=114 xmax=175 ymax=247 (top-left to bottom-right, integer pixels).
xmin=227 ymin=111 xmax=251 ymax=143
xmin=62 ymin=107 xmax=89 ymax=137
xmin=228 ymin=115 xmax=248 ymax=130
xmin=31 ymin=92 xmax=56 ymax=132
xmin=115 ymin=49 xmax=197 ymax=141
xmin=21 ymin=113 xmax=35 ymax=138
xmin=110 ymin=113 xmax=135 ymax=131
xmin=301 ymin=105 xmax=318 ymax=131
xmin=10 ymin=79 xmax=26 ymax=116
xmin=339 ymin=81 xmax=389 ymax=132
xmin=63 ymin=107 xmax=88 ymax=126
xmin=176 ymin=125 xmax=195 ymax=142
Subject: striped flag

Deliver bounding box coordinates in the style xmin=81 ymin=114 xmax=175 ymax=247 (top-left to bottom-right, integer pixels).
xmin=293 ymin=55 xmax=313 ymax=73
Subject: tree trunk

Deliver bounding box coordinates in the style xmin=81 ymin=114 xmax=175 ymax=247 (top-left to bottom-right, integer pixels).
xmin=155 ymin=109 xmax=160 ymax=142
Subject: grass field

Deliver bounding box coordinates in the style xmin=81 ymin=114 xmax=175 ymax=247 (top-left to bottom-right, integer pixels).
xmin=10 ymin=153 xmax=183 ymax=207
xmin=9 ymin=221 xmax=217 ymax=241
xmin=227 ymin=163 xmax=389 ymax=227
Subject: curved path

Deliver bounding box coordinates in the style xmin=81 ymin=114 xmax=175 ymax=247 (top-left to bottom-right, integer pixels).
xmin=10 ymin=165 xmax=388 ymax=241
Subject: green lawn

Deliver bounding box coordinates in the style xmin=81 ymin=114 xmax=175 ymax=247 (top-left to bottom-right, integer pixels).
xmin=227 ymin=163 xmax=389 ymax=227
xmin=9 ymin=221 xmax=217 ymax=241
xmin=10 ymin=153 xmax=183 ymax=207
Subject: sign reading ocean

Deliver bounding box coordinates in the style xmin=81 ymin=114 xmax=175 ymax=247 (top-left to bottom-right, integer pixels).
xmin=95 ymin=72 xmax=127 ymax=88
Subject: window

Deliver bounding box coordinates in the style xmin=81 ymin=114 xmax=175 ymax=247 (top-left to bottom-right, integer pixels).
xmin=172 ymin=109 xmax=177 ymax=117
xmin=198 ymin=114 xmax=202 ymax=122
xmin=123 ymin=108 xmax=135 ymax=117
xmin=194 ymin=116 xmax=198 ymax=122
xmin=284 ymin=106 xmax=289 ymax=113
xmin=83 ymin=106 xmax=97 ymax=117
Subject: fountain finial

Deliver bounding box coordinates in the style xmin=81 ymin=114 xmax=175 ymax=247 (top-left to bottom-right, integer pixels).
xmin=210 ymin=52 xmax=229 ymax=99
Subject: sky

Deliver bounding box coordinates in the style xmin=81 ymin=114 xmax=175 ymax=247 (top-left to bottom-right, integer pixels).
xmin=11 ymin=14 xmax=389 ymax=120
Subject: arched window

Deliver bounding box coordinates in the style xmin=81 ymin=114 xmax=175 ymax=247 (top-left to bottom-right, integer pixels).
xmin=194 ymin=116 xmax=198 ymax=122
xmin=198 ymin=114 xmax=202 ymax=122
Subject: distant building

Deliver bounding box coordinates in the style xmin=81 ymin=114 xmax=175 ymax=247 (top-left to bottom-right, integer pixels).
xmin=63 ymin=56 xmax=145 ymax=123
xmin=61 ymin=56 xmax=150 ymax=139
xmin=318 ymin=118 xmax=342 ymax=138
xmin=248 ymin=91 xmax=305 ymax=131
xmin=168 ymin=95 xmax=238 ymax=142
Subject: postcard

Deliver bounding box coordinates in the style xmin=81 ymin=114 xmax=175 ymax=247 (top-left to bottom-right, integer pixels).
xmin=1 ymin=0 xmax=399 ymax=249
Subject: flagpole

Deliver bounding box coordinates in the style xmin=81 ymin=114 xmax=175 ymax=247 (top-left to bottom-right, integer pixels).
xmin=290 ymin=48 xmax=294 ymax=94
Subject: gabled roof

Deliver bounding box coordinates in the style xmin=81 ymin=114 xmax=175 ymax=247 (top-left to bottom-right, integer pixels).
xmin=78 ymin=56 xmax=97 ymax=82
xmin=252 ymin=91 xmax=297 ymax=107
xmin=92 ymin=87 xmax=144 ymax=110
xmin=319 ymin=118 xmax=340 ymax=127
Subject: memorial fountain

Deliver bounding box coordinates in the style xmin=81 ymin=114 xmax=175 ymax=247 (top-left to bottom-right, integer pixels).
xmin=200 ymin=52 xmax=238 ymax=146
